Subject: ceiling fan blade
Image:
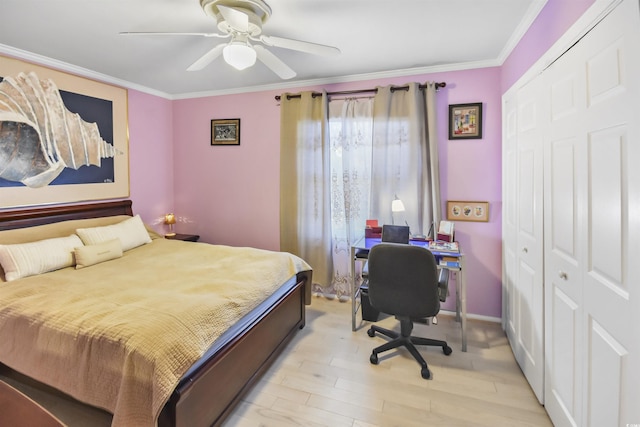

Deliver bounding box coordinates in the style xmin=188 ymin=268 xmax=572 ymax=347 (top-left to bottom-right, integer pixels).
xmin=260 ymin=35 xmax=340 ymax=56
xmin=217 ymin=5 xmax=249 ymax=32
xmin=119 ymin=31 xmax=227 ymax=38
xmin=254 ymin=45 xmax=296 ymax=79
xmin=187 ymin=44 xmax=225 ymax=71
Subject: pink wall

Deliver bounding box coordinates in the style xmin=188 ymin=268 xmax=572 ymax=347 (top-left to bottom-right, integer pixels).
xmin=433 ymin=68 xmax=503 ymax=316
xmin=172 ymin=91 xmax=286 ymax=250
xmin=501 ymin=0 xmax=594 ymax=92
xmin=127 ymin=89 xmax=175 ymax=233
xmin=169 ymin=68 xmax=503 ymax=318
xmin=124 ymin=0 xmax=597 ymax=319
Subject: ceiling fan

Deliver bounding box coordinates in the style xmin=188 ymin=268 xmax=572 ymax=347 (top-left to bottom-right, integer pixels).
xmin=120 ymin=0 xmax=340 ymax=79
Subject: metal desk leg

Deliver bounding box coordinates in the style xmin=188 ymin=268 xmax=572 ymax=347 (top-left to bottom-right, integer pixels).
xmin=455 ymin=272 xmax=461 ymax=323
xmin=459 ymin=255 xmax=467 ymax=352
xmin=351 ymin=245 xmax=357 ymax=331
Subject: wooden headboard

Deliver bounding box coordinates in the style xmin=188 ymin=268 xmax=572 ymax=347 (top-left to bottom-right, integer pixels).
xmin=0 ymin=200 xmax=133 ymax=231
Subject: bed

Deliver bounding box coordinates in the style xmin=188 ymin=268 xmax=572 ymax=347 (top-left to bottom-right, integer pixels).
xmin=0 ymin=200 xmax=312 ymax=427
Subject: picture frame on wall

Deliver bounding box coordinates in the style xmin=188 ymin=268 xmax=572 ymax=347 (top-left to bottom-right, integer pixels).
xmin=448 ymin=102 xmax=483 ymax=140
xmin=0 ymin=54 xmax=129 ymax=209
xmin=447 ymin=200 xmax=489 ymax=222
xmin=211 ymin=118 xmax=240 ymax=146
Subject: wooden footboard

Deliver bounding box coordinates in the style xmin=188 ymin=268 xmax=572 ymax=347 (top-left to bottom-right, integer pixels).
xmin=160 ymin=269 xmax=310 ymax=427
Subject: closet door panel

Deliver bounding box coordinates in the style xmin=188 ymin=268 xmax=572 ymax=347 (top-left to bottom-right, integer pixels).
xmin=588 ymin=127 xmax=625 ymax=291
xmin=585 ymin=126 xmax=631 ymax=426
xmin=544 ymin=57 xmax=585 ymax=426
xmin=580 ymin=0 xmax=640 ymax=423
xmin=514 ymin=78 xmax=545 ymax=403
xmin=550 ymin=288 xmax=578 ymax=415
xmin=502 ymin=95 xmax=518 ymax=337
xmin=545 ymin=137 xmax=584 ymax=426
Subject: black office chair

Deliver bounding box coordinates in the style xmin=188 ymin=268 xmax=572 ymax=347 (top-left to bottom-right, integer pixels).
xmin=366 ymin=242 xmax=452 ymax=379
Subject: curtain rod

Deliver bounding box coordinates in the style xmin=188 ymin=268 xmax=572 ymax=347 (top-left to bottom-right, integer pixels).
xmin=274 ymin=82 xmax=446 ymax=101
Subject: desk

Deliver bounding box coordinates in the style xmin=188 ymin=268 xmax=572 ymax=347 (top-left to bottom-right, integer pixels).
xmin=350 ymin=237 xmax=468 ymax=352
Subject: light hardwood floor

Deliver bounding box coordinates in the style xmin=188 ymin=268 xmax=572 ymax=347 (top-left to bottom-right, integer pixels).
xmin=0 ymin=296 xmax=552 ymax=427
xmin=222 ymin=296 xmax=552 ymax=427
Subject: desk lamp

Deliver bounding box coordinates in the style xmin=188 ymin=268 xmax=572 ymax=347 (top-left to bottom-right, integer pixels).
xmin=164 ymin=213 xmax=176 ymax=237
xmin=391 ymin=196 xmax=405 ymax=224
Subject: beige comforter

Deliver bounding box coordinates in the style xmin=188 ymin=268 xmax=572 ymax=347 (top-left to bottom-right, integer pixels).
xmin=0 ymin=238 xmax=311 ymax=427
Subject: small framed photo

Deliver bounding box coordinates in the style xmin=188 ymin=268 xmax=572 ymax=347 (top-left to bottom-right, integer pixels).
xmin=449 ymin=103 xmax=482 ymax=139
xmin=447 ymin=201 xmax=489 ymax=222
xmin=211 ymin=118 xmax=240 ymax=145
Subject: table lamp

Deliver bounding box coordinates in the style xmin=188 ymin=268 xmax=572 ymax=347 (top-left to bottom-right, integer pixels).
xmin=391 ymin=196 xmax=405 ymax=224
xmin=164 ymin=213 xmax=176 ymax=237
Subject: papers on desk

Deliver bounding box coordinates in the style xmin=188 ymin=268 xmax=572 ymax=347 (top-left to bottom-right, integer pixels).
xmin=428 ymin=240 xmax=459 ymax=253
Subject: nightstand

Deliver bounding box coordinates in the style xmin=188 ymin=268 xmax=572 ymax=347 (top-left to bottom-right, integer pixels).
xmin=165 ymin=233 xmax=200 ymax=242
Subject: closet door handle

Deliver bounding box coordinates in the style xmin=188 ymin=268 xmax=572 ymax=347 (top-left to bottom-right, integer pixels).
xmin=558 ymin=271 xmax=568 ymax=280
xmin=522 ymin=247 xmax=528 ymax=253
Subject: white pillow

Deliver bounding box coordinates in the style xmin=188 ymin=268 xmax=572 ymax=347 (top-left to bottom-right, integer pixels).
xmin=0 ymin=234 xmax=83 ymax=282
xmin=75 ymin=239 xmax=123 ymax=269
xmin=76 ymin=215 xmax=152 ymax=252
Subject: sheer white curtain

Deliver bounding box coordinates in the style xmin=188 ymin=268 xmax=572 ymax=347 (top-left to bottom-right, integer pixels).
xmin=370 ymin=83 xmax=441 ymax=235
xmin=280 ymin=83 xmax=440 ymax=297
xmin=327 ymin=97 xmax=374 ymax=297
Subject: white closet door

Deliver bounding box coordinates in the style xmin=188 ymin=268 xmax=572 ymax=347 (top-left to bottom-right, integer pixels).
xmin=513 ymin=77 xmax=545 ymax=403
xmin=543 ymin=29 xmax=587 ymax=427
xmin=544 ymin=0 xmax=640 ymax=424
xmin=502 ymin=94 xmax=518 ymax=337
xmin=580 ymin=0 xmax=640 ymax=424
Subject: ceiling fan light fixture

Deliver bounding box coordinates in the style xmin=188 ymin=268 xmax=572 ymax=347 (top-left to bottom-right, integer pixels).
xmin=223 ymin=41 xmax=257 ymax=70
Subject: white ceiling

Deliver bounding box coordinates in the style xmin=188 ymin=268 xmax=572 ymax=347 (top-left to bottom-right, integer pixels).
xmin=0 ymin=0 xmax=546 ymax=98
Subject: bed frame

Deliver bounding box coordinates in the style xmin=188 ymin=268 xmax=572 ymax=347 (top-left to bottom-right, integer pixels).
xmin=0 ymin=200 xmax=312 ymax=427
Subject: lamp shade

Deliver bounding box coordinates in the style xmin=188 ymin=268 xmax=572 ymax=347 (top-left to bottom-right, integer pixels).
xmin=391 ymin=199 xmax=405 ymax=213
xmin=223 ymin=42 xmax=257 ymax=70
xmin=164 ymin=213 xmax=176 ymax=225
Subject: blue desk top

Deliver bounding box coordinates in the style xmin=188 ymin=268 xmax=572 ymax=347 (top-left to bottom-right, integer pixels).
xmin=355 ymin=237 xmax=461 ymax=257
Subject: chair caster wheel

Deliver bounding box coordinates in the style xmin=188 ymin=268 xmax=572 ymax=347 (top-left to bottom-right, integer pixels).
xmin=421 ymin=367 xmax=431 ymax=379
xmin=443 ymin=345 xmax=453 ymax=356
xmin=367 ymin=328 xmax=375 ymax=337
xmin=370 ymin=352 xmax=378 ymax=365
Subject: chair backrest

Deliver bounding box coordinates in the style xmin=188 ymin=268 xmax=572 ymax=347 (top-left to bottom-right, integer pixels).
xmin=381 ymin=224 xmax=410 ymax=244
xmin=367 ymin=243 xmax=440 ymax=318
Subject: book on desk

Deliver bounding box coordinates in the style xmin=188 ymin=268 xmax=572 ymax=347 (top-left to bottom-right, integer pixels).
xmin=439 ymin=256 xmax=460 ymax=268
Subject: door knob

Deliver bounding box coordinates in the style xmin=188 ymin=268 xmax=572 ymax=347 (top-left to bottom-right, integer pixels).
xmin=558 ymin=271 xmax=568 ymax=280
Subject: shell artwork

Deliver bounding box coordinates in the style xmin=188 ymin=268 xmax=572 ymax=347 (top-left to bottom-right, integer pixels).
xmin=0 ymin=71 xmax=115 ymax=188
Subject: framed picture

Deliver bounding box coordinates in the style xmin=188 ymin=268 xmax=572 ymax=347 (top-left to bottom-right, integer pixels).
xmin=211 ymin=118 xmax=240 ymax=145
xmin=447 ymin=201 xmax=489 ymax=222
xmin=448 ymin=102 xmax=483 ymax=139
xmin=0 ymin=54 xmax=129 ymax=209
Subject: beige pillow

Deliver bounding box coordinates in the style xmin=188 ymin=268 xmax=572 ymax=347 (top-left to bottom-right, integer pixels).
xmin=76 ymin=215 xmax=151 ymax=251
xmin=75 ymin=239 xmax=123 ymax=269
xmin=0 ymin=234 xmax=83 ymax=281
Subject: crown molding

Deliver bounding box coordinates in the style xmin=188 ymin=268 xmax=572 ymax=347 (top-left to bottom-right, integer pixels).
xmin=0 ymin=43 xmax=499 ymax=101
xmin=0 ymin=43 xmax=173 ymax=99
xmin=496 ymin=0 xmax=548 ymax=64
